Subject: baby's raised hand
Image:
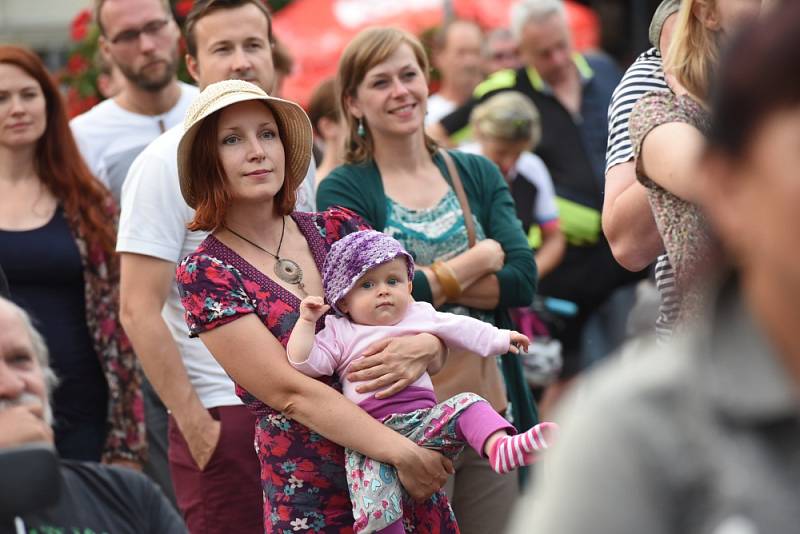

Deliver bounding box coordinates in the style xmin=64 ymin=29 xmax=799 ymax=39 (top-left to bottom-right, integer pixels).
xmin=508 ymin=331 xmax=530 ymax=354
xmin=299 ymin=296 xmax=330 ymax=322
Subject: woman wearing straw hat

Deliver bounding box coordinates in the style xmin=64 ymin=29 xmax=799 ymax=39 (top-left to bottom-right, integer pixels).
xmin=174 ymin=79 xmax=457 ymax=533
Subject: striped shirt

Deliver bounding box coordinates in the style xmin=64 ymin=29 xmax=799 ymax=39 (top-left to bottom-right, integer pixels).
xmin=605 ymin=47 xmax=677 ymax=341
xmin=606 ymin=47 xmax=669 ymax=171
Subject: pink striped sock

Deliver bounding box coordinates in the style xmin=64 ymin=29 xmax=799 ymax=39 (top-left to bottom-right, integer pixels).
xmin=489 ymin=422 xmax=559 ymax=474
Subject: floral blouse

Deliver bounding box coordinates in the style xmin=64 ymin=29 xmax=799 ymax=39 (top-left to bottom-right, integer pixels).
xmin=630 ymin=91 xmax=716 ymax=326
xmin=177 ymin=208 xmax=459 ymax=534
xmin=69 ymin=197 xmax=145 ymax=464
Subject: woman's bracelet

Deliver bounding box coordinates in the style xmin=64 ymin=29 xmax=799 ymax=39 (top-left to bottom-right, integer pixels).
xmin=431 ymin=260 xmax=463 ymax=301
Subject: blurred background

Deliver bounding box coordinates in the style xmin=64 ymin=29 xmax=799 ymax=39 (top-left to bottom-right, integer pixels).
xmin=0 ymin=0 xmax=664 ymax=114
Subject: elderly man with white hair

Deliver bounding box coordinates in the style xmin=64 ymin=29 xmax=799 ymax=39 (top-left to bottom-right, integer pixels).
xmin=0 ymin=296 xmax=185 ymax=533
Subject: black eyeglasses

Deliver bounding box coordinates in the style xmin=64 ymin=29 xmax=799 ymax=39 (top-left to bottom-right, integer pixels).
xmin=109 ymin=18 xmax=170 ymax=46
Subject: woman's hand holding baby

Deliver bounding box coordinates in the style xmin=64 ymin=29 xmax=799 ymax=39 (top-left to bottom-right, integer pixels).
xmin=299 ymin=296 xmax=331 ymax=323
xmin=508 ymin=331 xmax=530 ymax=354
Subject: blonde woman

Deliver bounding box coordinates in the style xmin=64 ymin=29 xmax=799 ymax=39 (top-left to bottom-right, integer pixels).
xmin=317 ymin=27 xmax=538 ymax=534
xmin=629 ymin=0 xmax=760 ymax=331
xmin=461 ymin=91 xmax=565 ymax=278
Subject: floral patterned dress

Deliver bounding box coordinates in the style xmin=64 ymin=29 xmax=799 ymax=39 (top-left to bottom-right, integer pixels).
xmin=630 ymin=91 xmax=716 ymax=326
xmin=176 ymin=208 xmax=460 ymax=534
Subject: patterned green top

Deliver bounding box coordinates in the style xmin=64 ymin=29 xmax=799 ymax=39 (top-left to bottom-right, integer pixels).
xmin=385 ymin=190 xmax=494 ymax=325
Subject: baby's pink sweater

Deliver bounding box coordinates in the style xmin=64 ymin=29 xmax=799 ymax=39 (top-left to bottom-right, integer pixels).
xmin=289 ymin=301 xmax=511 ymax=407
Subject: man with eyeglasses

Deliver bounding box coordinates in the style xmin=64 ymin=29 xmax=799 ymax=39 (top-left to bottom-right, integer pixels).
xmin=71 ymin=0 xmax=198 ymax=204
xmin=116 ymin=1 xmax=315 ymax=533
xmin=69 ymin=0 xmax=197 ymax=511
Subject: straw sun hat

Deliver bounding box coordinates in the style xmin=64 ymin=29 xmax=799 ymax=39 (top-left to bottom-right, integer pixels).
xmin=177 ymin=79 xmax=313 ymax=208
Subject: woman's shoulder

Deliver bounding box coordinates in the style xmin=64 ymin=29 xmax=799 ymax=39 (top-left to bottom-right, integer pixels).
xmin=631 ymin=91 xmax=706 ymax=132
xmin=324 ymin=161 xmax=380 ymax=185
xmin=445 ymin=149 xmax=504 ymax=187
xmin=301 ymin=208 xmax=372 ymax=245
xmin=176 ymin=237 xmax=243 ymax=289
xmin=317 ymin=161 xmax=383 ymax=213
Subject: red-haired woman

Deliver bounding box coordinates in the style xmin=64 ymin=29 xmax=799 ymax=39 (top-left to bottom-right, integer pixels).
xmin=0 ymin=46 xmax=144 ymax=467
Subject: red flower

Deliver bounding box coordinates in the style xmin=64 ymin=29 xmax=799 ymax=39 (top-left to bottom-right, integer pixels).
xmin=67 ymin=54 xmax=89 ymax=76
xmin=175 ymin=0 xmax=193 ymax=18
xmin=70 ymin=8 xmax=93 ymax=42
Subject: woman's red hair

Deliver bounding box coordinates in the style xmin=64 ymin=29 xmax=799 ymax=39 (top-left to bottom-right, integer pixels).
xmin=187 ymin=102 xmax=300 ymax=232
xmin=0 ymin=46 xmax=116 ymax=257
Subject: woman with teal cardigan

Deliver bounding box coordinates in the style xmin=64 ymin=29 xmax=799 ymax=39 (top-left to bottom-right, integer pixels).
xmin=317 ymin=27 xmax=539 ymax=534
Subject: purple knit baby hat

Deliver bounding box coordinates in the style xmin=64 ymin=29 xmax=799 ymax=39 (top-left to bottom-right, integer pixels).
xmin=323 ymin=230 xmax=415 ymax=315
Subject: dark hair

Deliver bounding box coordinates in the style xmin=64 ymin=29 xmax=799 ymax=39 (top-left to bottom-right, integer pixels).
xmin=272 ymin=38 xmax=293 ymax=76
xmin=0 ymin=46 xmax=116 ymax=257
xmin=707 ymin=1 xmax=800 ymax=157
xmin=187 ymin=102 xmax=299 ymax=232
xmin=308 ymin=78 xmax=339 ymax=134
xmin=184 ymin=0 xmax=274 ymax=58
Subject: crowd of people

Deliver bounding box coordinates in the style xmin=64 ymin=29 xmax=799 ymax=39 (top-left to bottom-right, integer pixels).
xmin=1 ymin=0 xmax=799 ymax=532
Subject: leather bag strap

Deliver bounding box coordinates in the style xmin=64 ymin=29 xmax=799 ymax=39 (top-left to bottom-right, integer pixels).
xmin=439 ymin=149 xmax=476 ymax=248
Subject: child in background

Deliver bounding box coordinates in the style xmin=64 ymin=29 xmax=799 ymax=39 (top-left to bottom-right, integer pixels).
xmin=287 ymin=230 xmax=558 ymax=534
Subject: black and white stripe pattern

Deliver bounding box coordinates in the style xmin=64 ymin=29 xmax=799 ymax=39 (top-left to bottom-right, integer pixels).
xmin=605 ymin=49 xmax=678 ymax=340
xmin=654 ymin=254 xmax=679 ymax=341
xmin=605 ymin=47 xmax=669 ymax=172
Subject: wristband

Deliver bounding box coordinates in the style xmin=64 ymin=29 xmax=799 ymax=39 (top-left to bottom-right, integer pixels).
xmin=431 ymin=260 xmax=463 ymax=301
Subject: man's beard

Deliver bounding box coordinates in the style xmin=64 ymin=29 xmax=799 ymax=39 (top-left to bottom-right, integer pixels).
xmin=119 ymin=50 xmax=179 ymax=92
xmin=0 ymin=392 xmax=53 ymax=426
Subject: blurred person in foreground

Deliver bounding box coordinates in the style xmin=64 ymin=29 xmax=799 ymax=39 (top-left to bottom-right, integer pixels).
xmin=509 ymin=4 xmax=800 ymax=532
xmin=0 ymin=296 xmax=185 ymax=533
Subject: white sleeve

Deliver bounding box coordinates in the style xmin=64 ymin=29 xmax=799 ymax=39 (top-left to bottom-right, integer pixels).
xmin=116 ymin=130 xmax=193 ymax=263
xmin=296 ymin=159 xmax=317 ymax=212
xmin=516 ymin=154 xmax=559 ymax=224
xmin=70 ymin=117 xmax=103 ymax=184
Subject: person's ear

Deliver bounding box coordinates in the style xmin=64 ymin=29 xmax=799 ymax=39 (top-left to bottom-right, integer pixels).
xmin=693 ymin=0 xmax=722 ymax=31
xmin=407 ymin=281 xmax=413 ymax=294
xmin=344 ymin=94 xmax=363 ymax=120
xmin=186 ymin=53 xmax=200 ymax=84
xmin=337 ymin=298 xmax=349 ymax=314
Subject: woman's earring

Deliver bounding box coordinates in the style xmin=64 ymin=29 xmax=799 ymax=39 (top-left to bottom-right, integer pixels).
xmin=357 ymin=118 xmax=366 ymax=138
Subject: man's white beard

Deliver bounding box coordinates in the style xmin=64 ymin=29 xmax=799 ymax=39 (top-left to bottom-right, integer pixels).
xmin=0 ymin=392 xmax=53 ymax=427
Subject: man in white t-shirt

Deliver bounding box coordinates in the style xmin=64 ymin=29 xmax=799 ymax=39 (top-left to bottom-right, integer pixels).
xmin=117 ymin=1 xmax=314 ymax=532
xmin=426 ymin=20 xmax=484 ymax=126
xmin=70 ymin=0 xmax=196 ymax=507
xmin=71 ymin=0 xmax=198 ymax=203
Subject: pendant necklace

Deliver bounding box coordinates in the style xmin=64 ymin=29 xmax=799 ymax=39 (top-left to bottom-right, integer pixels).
xmin=225 ymin=217 xmax=306 ymax=295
